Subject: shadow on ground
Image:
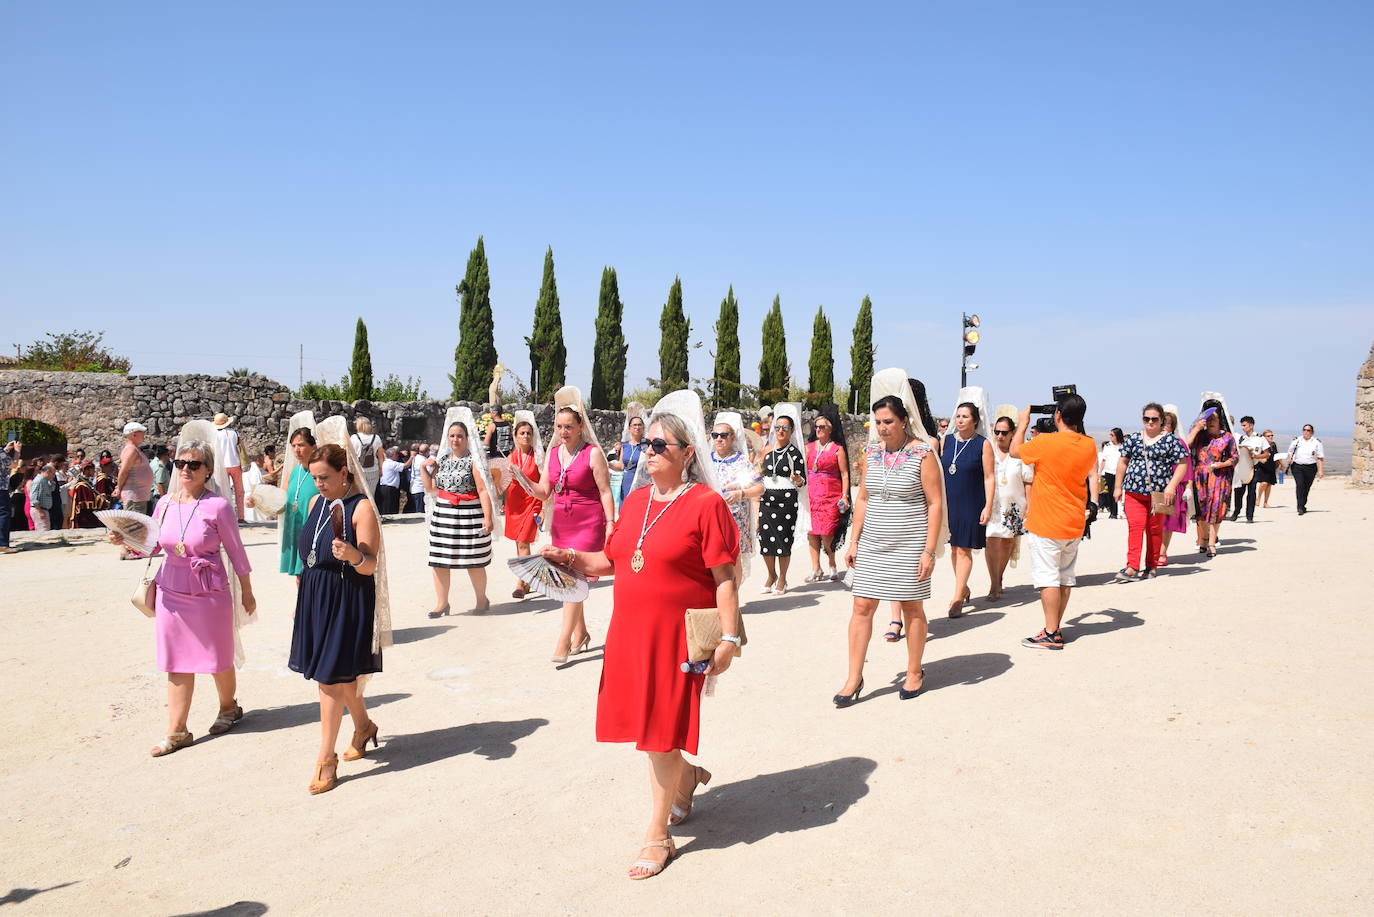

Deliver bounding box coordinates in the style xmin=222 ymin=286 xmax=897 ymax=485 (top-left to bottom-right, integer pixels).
xmin=742 ymin=592 xmax=824 ymax=615
xmin=171 ymin=903 xmax=269 ymax=917
xmin=927 ymin=611 xmax=1005 ymax=640
xmin=390 ymin=625 xmax=455 ymax=645
xmin=862 ymin=652 xmax=1014 ymax=701
xmin=1064 ymin=607 xmax=1144 ymax=642
xmin=234 ymin=693 xmax=411 ymax=734
xmin=0 ymin=882 xmax=79 ymax=906
xmin=353 ymin=718 xmax=550 ymax=780
xmin=683 ymin=756 xmax=877 ymax=853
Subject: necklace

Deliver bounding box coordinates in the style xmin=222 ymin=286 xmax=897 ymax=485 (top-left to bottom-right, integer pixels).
xmin=947 ymin=434 xmax=974 ymax=476
xmin=173 ymin=491 xmax=205 ymax=556
xmin=809 ymin=441 xmax=832 ymax=473
xmin=879 ymin=443 xmax=903 ymax=501
xmin=289 ymin=465 xmax=309 ymax=513
xmin=631 ymin=483 xmax=694 ymax=573
xmin=555 ymin=443 xmax=581 ymax=495
xmin=305 ymin=496 xmax=341 ymax=568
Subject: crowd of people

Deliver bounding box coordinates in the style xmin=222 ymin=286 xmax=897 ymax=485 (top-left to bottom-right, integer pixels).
xmin=0 ymin=381 xmax=1335 ymax=879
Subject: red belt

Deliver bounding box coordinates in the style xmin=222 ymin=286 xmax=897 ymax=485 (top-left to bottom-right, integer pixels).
xmin=437 ymin=489 xmax=479 ymax=505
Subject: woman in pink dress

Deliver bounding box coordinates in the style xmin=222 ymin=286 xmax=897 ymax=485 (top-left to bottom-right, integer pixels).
xmin=529 ymin=390 xmax=615 ymax=664
xmin=113 ymin=437 xmax=257 ymax=757
xmin=804 ymin=406 xmax=850 ymax=582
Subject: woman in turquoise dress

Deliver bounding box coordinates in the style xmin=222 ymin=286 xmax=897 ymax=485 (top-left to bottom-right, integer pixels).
xmin=279 ymin=426 xmax=319 ymax=574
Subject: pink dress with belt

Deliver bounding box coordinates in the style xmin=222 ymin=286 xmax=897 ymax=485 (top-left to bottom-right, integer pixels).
xmin=549 ymin=443 xmax=607 ymax=552
xmin=807 ymin=441 xmax=844 ymax=536
xmin=151 ymin=493 xmax=252 ymax=673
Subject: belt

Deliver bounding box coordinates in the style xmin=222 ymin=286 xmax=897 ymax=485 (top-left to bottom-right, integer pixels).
xmin=763 ymin=476 xmax=797 ymax=490
xmin=437 ymin=489 xmax=479 ymax=505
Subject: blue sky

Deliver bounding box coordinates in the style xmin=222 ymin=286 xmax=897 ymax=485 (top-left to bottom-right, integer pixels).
xmin=4 ymin=1 xmax=1371 ymax=434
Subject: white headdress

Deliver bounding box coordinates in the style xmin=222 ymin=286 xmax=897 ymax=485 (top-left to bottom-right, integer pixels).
xmin=951 ymin=386 xmax=993 ymax=441
xmin=168 ymin=419 xmax=254 ymax=667
xmin=512 ymin=409 xmax=546 ymax=466
xmin=554 ymin=385 xmax=602 ymax=450
xmin=993 ymin=403 xmax=1018 ymax=426
xmin=620 ymin=402 xmax=648 ymax=443
xmin=630 ymin=390 xmax=719 ymax=493
xmin=433 ymin=406 xmax=500 ymax=543
xmin=709 ymin=409 xmax=758 ymax=581
xmin=277 ymin=410 xmax=316 ymax=560
xmin=315 ymin=415 xmax=392 ymax=655
xmin=870 ymin=368 xmax=946 ymax=556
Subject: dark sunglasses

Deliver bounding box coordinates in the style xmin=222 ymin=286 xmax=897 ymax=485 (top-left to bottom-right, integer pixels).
xmin=1142 ymin=415 xmax=1161 ymax=422
xmin=172 ymin=459 xmax=205 ymax=471
xmin=647 ymin=438 xmax=688 ymax=454
xmin=773 ymin=424 xmax=792 ymax=431
xmin=994 ymin=429 xmax=1012 ymax=436
xmin=710 ymin=432 xmax=733 ymax=440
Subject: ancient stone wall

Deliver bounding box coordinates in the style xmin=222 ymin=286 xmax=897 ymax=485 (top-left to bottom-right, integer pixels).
xmin=1 ymin=369 xmax=871 ymax=469
xmin=1353 ymin=342 xmax=1374 ymax=488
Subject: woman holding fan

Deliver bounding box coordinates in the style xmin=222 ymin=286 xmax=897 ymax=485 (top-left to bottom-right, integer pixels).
xmin=505 ymin=411 xmax=545 ymax=598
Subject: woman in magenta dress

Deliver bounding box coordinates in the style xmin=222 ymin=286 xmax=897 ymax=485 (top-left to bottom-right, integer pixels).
xmin=113 ymin=434 xmax=256 ymax=758
xmin=529 ymin=388 xmax=615 ymax=664
xmin=804 ymin=405 xmax=851 ymax=582
xmin=1187 ymin=409 xmax=1237 ymax=558
xmin=542 ymin=401 xmax=740 ymax=880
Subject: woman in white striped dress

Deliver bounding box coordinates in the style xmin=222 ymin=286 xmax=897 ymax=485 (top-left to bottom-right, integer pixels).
xmin=423 ymin=418 xmax=494 ymax=616
xmin=836 ymin=393 xmax=943 ymax=707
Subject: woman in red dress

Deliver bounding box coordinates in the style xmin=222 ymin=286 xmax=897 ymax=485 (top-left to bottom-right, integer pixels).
xmin=543 ymin=404 xmax=740 ymax=881
xmin=504 ymin=416 xmax=543 ymax=598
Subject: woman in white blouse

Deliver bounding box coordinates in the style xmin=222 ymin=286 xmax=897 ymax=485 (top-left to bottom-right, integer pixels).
xmin=984 ymin=415 xmax=1032 ymax=600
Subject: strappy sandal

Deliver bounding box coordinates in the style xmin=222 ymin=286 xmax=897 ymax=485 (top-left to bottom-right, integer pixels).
xmin=150 ymin=731 xmax=193 ymax=758
xmin=207 ymin=704 xmax=243 ymax=736
xmin=883 ymin=620 xmax=904 ymax=642
xmin=628 ymin=837 xmax=676 ymax=880
xmin=309 ymin=755 xmax=338 ymax=795
xmin=342 ymin=720 xmax=380 ymax=761
xmin=668 ymin=765 xmax=713 ymax=826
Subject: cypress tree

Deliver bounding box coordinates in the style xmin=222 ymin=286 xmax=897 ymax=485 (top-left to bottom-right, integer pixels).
xmin=449 ymin=236 xmax=498 ymax=402
xmin=590 ymin=267 xmax=628 ymax=409
xmin=347 ymin=317 xmax=374 ymax=401
xmin=807 ymin=306 xmax=833 ymax=409
xmin=525 ymin=246 xmax=567 ymax=401
xmin=758 ymin=294 xmax=789 ymax=404
xmin=658 ymin=276 xmax=690 ymax=391
xmin=711 ymin=285 xmax=741 ymax=408
xmin=848 ymin=296 xmax=875 ymax=414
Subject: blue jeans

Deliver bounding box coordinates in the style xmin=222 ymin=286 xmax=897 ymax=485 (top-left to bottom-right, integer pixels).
xmin=0 ymin=488 xmax=10 ymax=547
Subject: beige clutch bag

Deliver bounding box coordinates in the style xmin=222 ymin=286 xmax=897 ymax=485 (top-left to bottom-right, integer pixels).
xmin=684 ymin=608 xmax=747 ymax=662
xmin=131 ymin=555 xmax=157 ymax=618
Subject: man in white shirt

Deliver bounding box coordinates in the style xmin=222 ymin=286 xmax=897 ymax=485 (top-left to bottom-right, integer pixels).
xmin=377 ymin=447 xmax=405 ymax=516
xmin=212 ymin=413 xmax=245 ymax=520
xmin=1230 ymin=416 xmax=1267 ymax=523
xmin=1285 ymin=424 xmax=1324 ymax=515
xmin=408 ymin=443 xmax=430 ymax=514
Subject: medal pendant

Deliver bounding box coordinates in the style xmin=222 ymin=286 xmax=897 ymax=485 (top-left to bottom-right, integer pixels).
xmin=630 ymin=549 xmax=645 ymax=573
xmin=554 ymin=482 xmax=563 ymax=495
xmin=307 ymin=548 xmax=317 ymax=568
xmin=948 ymin=463 xmax=957 ymax=476
xmin=174 ymin=541 xmax=187 ymax=557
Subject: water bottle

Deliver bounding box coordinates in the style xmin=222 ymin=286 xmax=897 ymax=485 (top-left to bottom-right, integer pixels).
xmin=679 ymin=659 xmax=711 ymax=674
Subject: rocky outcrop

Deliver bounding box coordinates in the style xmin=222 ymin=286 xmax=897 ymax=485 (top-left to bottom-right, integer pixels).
xmin=1353 ymin=342 xmax=1374 ymax=488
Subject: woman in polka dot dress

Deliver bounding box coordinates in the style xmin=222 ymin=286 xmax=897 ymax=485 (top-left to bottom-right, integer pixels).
xmin=758 ymin=407 xmax=806 ymax=594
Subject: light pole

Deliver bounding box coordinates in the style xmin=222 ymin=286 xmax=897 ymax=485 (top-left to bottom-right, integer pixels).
xmin=960 ymin=313 xmax=981 ymax=388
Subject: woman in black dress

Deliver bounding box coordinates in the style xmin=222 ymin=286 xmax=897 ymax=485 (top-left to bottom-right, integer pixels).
xmin=288 ymin=441 xmax=384 ymax=795
xmin=1255 ymin=429 xmax=1279 ymax=508
xmin=757 ymin=407 xmax=806 ymax=594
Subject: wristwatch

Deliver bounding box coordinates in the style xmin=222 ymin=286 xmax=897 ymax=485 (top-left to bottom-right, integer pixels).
xmin=719 ymin=635 xmax=742 ymax=646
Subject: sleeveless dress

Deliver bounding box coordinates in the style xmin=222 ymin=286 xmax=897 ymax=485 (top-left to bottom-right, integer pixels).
xmin=851 ymin=443 xmax=932 ymax=601
xmin=428 ymin=455 xmax=492 ymax=568
xmin=806 ymin=441 xmax=844 ymax=536
xmin=943 ymin=433 xmax=988 ymax=550
xmin=986 ymin=452 xmax=1032 ymax=539
xmin=549 ymin=443 xmax=607 ymax=552
xmin=278 ymin=464 xmax=319 ymax=575
xmin=618 ymin=440 xmax=644 ymax=501
xmin=503 ymin=448 xmax=542 ymax=543
xmin=759 ymin=444 xmax=804 ymax=557
xmin=289 ymin=492 xmax=381 ymax=684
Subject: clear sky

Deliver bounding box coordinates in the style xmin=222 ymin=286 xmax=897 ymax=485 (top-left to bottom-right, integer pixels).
xmin=4 ymin=1 xmax=1371 ymax=434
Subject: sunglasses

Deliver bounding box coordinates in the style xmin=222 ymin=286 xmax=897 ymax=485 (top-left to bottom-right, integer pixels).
xmin=773 ymin=424 xmax=792 ymax=431
xmin=710 ymin=432 xmax=733 ymax=440
xmin=1142 ymin=416 xmax=1161 ymax=422
xmin=172 ymin=459 xmax=205 ymax=471
xmin=647 ymin=438 xmax=688 ymax=454
xmin=994 ymin=429 xmax=1012 ymax=436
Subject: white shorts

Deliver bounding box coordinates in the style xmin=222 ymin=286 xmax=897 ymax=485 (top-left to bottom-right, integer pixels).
xmin=1026 ymin=532 xmax=1082 ymax=587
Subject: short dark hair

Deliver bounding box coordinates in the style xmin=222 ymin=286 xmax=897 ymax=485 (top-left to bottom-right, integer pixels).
xmin=1057 ymin=393 xmax=1087 ymax=429
xmin=871 ymin=395 xmax=909 ymax=421
xmin=1240 ymin=415 xmax=1255 ymax=425
xmin=290 ymin=427 xmax=317 ymax=446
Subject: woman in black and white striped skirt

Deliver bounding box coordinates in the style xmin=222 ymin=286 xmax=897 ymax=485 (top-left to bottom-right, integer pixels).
xmin=424 ymin=414 xmax=494 ymax=617
xmin=836 ymin=385 xmax=943 ymax=707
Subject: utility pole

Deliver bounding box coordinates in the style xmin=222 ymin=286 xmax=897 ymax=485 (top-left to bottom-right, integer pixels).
xmin=960 ymin=313 xmax=981 ymax=389
xmin=299 ymin=344 xmax=303 ymax=391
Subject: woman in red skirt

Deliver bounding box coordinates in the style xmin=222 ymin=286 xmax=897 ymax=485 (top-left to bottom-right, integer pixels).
xmin=543 ymin=397 xmax=740 ymax=881
xmin=504 ymin=414 xmax=543 ymax=598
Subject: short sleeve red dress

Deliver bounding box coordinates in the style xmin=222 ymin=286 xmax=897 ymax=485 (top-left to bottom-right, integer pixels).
xmin=596 ymin=483 xmax=740 ymax=755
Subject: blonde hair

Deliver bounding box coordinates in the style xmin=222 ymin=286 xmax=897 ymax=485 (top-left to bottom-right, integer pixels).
xmin=178 ymin=440 xmax=215 ymax=473
xmin=356 ymin=417 xmax=375 ymax=435
xmin=649 ymin=414 xmax=705 ymax=483
xmin=1262 ymin=428 xmax=1274 ymax=436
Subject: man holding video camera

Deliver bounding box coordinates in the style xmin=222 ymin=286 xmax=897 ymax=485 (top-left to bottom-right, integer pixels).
xmin=1010 ymin=391 xmax=1096 ymax=650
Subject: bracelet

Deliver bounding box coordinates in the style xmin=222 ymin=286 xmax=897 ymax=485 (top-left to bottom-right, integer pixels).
xmin=568 ymin=548 xmax=578 ymax=569
xmin=719 ymin=634 xmax=742 ymax=646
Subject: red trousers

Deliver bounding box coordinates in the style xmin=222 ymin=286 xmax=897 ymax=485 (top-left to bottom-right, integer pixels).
xmin=1123 ymin=491 xmax=1163 ymax=571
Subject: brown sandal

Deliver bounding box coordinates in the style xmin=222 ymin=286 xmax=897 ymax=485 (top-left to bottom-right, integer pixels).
xmin=207 ymin=704 xmax=243 ymax=735
xmin=342 ymin=721 xmax=380 ymax=761
xmin=150 ymin=731 xmax=193 ymax=757
xmin=309 ymin=755 xmax=339 ymax=795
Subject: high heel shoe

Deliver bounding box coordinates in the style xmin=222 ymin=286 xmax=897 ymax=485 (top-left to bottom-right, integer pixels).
xmin=668 ymin=764 xmax=713 ymax=826
xmin=571 ymin=634 xmax=591 ymax=656
xmin=308 ymin=755 xmax=338 ymax=795
xmin=427 ymin=604 xmax=451 ymax=619
xmin=342 ymin=720 xmax=380 ymax=761
xmin=898 ymin=669 xmax=926 ymax=701
xmin=833 ymin=677 xmax=864 ymax=708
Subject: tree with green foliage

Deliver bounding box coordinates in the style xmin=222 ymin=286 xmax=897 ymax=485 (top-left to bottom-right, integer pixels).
xmin=3 ymin=330 xmax=130 ymax=374
xmin=657 ymin=276 xmax=690 ymax=391
xmin=525 ymin=246 xmax=567 ymax=401
xmin=848 ymin=296 xmax=875 ymax=414
xmin=807 ymin=306 xmax=834 ymax=409
xmin=226 ymin=367 xmax=252 ymax=377
xmin=711 ymin=286 xmax=742 ymax=408
xmin=590 ymin=267 xmax=627 ymax=409
xmin=758 ymin=295 xmax=789 ymax=405
xmin=346 ymin=317 xmax=374 ymax=401
xmin=373 ymin=374 xmax=428 ymax=401
xmin=449 ymin=236 xmax=497 ymax=401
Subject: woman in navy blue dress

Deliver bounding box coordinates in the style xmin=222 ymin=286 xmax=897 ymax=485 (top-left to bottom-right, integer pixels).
xmin=940 ymin=402 xmax=994 ymax=618
xmin=289 ymin=443 xmax=383 ymax=795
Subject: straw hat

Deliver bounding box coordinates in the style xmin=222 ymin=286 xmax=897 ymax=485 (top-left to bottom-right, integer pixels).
xmin=212 ymin=413 xmax=235 ymax=429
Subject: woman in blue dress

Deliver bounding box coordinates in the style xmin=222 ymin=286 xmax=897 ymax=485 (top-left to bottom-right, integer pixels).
xmin=288 ymin=440 xmax=385 ymax=795
xmin=940 ymin=402 xmax=994 ymax=618
xmin=610 ymin=408 xmax=647 ymax=505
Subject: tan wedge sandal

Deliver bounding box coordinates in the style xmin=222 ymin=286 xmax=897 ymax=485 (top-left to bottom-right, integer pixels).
xmin=628 ymin=837 xmax=676 ymax=880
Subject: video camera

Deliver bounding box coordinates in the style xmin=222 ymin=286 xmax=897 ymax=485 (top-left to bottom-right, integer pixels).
xmin=1030 ymin=384 xmax=1078 ymax=434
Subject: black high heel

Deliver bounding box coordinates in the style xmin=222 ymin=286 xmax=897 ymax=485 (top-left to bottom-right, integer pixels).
xmin=833 ymin=677 xmax=864 ymax=708
xmin=898 ymin=669 xmax=926 ymax=701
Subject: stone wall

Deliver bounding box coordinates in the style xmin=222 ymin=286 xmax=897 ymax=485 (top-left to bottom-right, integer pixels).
xmin=1353 ymin=342 xmax=1374 ymax=488
xmin=1 ymin=369 xmax=870 ymax=469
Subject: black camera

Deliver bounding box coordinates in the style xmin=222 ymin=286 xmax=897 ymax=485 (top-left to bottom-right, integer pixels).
xmin=1030 ymin=385 xmax=1078 ymax=434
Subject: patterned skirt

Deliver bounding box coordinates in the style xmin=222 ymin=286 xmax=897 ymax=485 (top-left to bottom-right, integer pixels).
xmin=428 ymin=500 xmax=492 ymax=568
xmin=758 ymin=488 xmax=799 ymax=557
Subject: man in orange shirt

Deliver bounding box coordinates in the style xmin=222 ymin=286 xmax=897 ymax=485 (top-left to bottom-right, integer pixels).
xmin=1011 ymin=394 xmax=1097 ymax=649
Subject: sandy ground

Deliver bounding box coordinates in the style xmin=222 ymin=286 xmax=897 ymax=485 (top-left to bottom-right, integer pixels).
xmin=3 ymin=478 xmax=1372 ymax=916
